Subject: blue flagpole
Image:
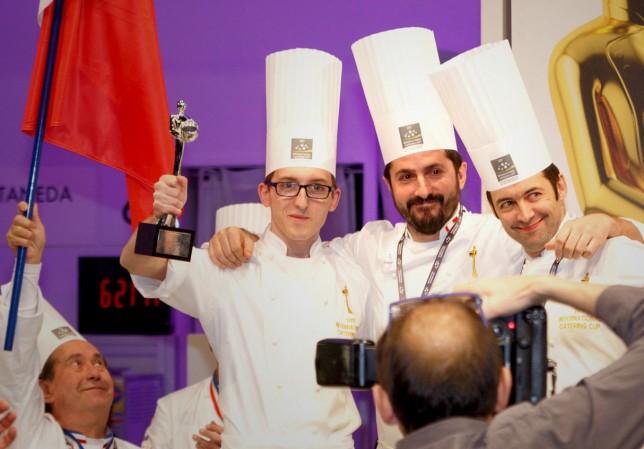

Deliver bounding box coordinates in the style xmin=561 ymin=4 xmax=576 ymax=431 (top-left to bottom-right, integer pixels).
xmin=4 ymin=0 xmax=65 ymax=351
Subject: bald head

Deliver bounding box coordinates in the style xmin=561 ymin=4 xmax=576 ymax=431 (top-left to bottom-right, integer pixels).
xmin=376 ymin=301 xmax=501 ymax=433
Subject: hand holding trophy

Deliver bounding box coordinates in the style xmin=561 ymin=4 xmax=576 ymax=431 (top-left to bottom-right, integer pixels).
xmin=134 ymin=100 xmax=198 ymax=261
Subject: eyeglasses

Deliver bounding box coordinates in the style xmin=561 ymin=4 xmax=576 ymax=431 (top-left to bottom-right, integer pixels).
xmin=266 ymin=181 xmax=334 ymax=199
xmin=388 ymin=293 xmax=488 ymax=327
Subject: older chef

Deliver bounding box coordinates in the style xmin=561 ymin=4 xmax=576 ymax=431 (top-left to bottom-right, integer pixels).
xmin=0 ymin=201 xmax=140 ymax=449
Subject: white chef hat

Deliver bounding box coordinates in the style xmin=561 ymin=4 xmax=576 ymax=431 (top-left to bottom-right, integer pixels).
xmin=215 ymin=203 xmax=271 ymax=235
xmin=265 ymin=48 xmax=342 ymax=177
xmin=37 ymin=299 xmax=87 ymax=370
xmin=351 ymin=27 xmax=457 ymax=165
xmin=429 ymin=40 xmax=552 ymax=192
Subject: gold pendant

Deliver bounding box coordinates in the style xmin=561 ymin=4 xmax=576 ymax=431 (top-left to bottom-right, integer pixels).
xmin=342 ymin=285 xmax=352 ymax=314
xmin=468 ymin=246 xmax=478 ymax=278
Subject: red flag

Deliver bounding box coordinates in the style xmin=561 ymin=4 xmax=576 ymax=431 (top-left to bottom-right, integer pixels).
xmin=22 ymin=0 xmax=174 ymax=230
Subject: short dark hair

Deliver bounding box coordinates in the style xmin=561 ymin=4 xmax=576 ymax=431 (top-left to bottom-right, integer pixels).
xmin=486 ymin=163 xmax=561 ymax=216
xmin=383 ymin=150 xmax=463 ymax=182
xmin=39 ymin=354 xmax=57 ymax=382
xmin=376 ymin=301 xmax=501 ymax=433
xmin=39 ymin=354 xmax=57 ymax=414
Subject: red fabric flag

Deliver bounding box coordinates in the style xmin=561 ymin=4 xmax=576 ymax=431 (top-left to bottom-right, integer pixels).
xmin=22 ymin=0 xmax=174 ymax=230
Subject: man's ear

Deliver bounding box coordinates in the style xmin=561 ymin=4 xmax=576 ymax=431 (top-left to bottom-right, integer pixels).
xmin=382 ymin=175 xmax=393 ymax=195
xmin=457 ymin=160 xmax=467 ymax=191
xmin=557 ymin=173 xmax=568 ymax=202
xmin=39 ymin=379 xmax=55 ymax=405
xmin=495 ymin=366 xmax=512 ymax=413
xmin=372 ymin=384 xmax=398 ymax=425
xmin=328 ymin=187 xmax=342 ymax=213
xmin=258 ymin=182 xmax=270 ymax=207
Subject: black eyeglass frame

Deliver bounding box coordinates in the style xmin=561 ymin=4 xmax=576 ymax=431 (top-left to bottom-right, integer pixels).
xmin=265 ymin=181 xmax=334 ymax=199
xmin=388 ymin=292 xmax=488 ymax=327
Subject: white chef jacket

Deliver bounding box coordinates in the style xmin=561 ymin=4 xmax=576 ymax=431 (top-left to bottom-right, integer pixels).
xmin=132 ymin=228 xmax=370 ymax=449
xmin=521 ymin=214 xmax=644 ymax=393
xmin=142 ymin=375 xmax=223 ymax=449
xmin=328 ymin=206 xmax=524 ymax=449
xmin=0 ymin=264 xmax=140 ymax=449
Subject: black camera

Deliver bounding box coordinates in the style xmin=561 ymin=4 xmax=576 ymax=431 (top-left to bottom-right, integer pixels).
xmin=490 ymin=305 xmax=547 ymax=404
xmin=315 ymin=338 xmax=376 ymax=389
xmin=315 ymin=306 xmax=547 ymax=405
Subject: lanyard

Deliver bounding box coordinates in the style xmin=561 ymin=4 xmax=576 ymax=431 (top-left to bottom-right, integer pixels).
xmin=396 ymin=205 xmax=464 ymax=301
xmin=209 ymin=374 xmax=223 ymax=421
xmin=63 ymin=430 xmax=115 ymax=449
xmin=521 ymin=257 xmax=562 ymax=276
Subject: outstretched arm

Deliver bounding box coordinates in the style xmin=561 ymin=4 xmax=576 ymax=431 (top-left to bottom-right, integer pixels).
xmin=207 ymin=227 xmax=259 ymax=269
xmin=6 ymin=201 xmax=45 ymax=265
xmin=545 ymin=213 xmax=643 ymax=260
xmin=455 ymin=275 xmax=607 ymax=320
xmin=120 ymin=175 xmax=189 ymax=281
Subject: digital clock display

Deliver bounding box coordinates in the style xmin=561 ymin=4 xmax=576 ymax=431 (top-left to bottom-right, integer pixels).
xmin=78 ymin=257 xmax=172 ymax=334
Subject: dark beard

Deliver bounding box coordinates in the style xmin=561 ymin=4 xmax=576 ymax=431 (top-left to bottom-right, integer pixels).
xmin=398 ymin=192 xmax=460 ymax=236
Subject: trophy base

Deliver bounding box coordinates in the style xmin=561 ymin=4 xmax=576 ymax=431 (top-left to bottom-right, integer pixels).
xmin=135 ymin=222 xmax=194 ymax=262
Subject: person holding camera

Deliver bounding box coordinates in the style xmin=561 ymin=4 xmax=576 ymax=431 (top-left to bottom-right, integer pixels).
xmin=373 ymin=275 xmax=644 ymax=449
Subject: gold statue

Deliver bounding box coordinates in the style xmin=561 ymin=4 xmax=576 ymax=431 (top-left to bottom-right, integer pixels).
xmin=549 ymin=0 xmax=643 ymax=221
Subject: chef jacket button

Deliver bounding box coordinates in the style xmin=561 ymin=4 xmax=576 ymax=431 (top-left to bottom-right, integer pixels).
xmin=270 ymin=294 xmax=277 ymax=302
xmin=272 ymin=339 xmax=278 ymax=346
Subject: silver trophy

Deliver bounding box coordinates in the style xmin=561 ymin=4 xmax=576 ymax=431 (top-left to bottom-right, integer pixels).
xmin=134 ymin=100 xmax=198 ymax=261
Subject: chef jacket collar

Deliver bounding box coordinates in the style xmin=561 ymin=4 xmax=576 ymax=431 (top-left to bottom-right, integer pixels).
xmin=262 ymin=225 xmax=323 ymax=257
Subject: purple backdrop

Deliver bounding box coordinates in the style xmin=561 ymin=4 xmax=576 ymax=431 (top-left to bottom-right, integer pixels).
xmin=0 ymin=0 xmax=480 ymax=321
xmin=0 ymin=1 xmax=480 ymax=444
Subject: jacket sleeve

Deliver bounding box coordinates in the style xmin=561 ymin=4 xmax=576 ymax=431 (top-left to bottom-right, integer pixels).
xmin=0 ymin=263 xmax=49 ymax=449
xmin=141 ymin=396 xmax=173 ymax=449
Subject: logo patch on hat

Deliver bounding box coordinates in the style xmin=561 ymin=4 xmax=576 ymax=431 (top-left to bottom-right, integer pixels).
xmin=491 ymin=155 xmax=518 ymax=184
xmin=51 ymin=326 xmax=77 ymax=341
xmin=398 ymin=123 xmax=423 ymax=149
xmin=291 ymin=138 xmax=313 ymax=160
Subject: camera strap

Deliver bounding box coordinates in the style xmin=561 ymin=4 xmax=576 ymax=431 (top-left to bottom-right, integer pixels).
xmin=521 ymin=255 xmax=561 ymax=396
xmin=396 ymin=205 xmax=464 ymax=301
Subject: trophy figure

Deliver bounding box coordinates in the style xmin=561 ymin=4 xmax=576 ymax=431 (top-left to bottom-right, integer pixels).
xmin=134 ymin=100 xmax=198 ymax=261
